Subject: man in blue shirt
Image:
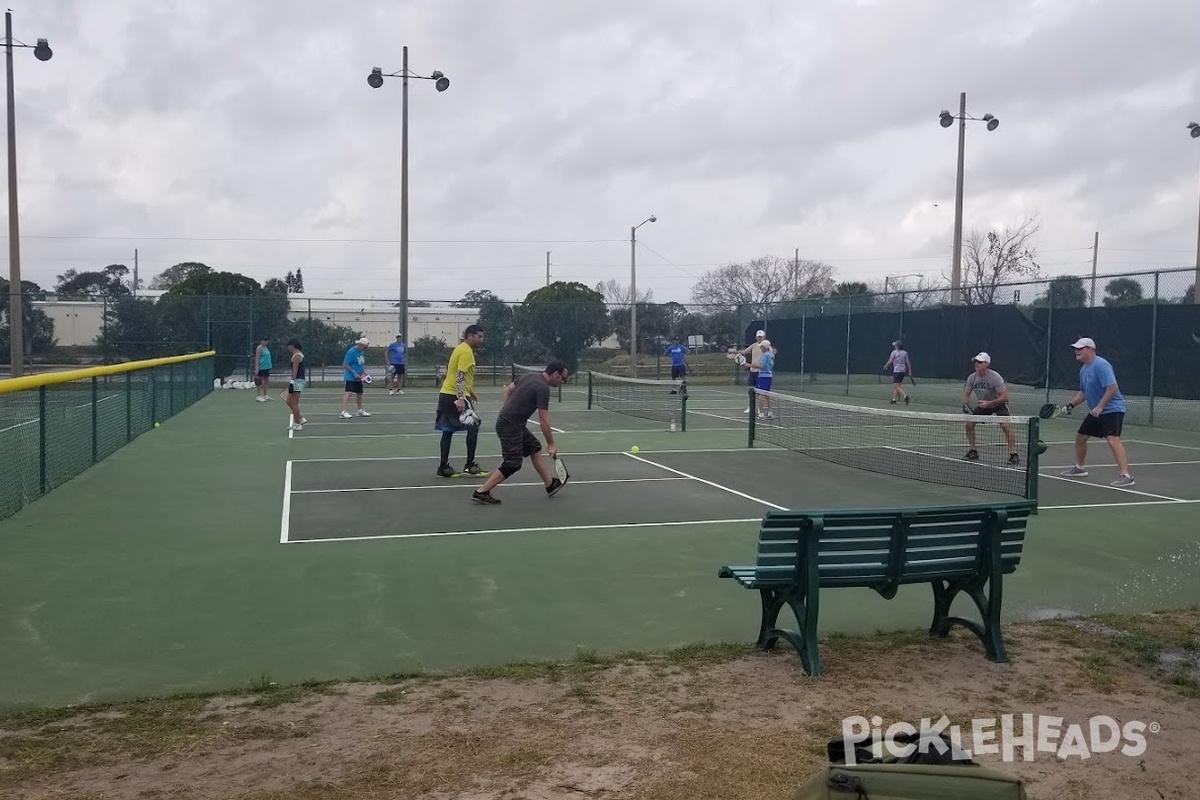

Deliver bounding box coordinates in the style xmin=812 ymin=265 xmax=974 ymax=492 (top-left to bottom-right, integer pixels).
xmin=752 ymin=340 xmax=775 ymax=419
xmin=1059 ymin=337 xmax=1132 ymax=487
xmin=339 ymin=337 xmax=372 ymax=419
xmin=387 ymin=334 xmax=407 ymax=396
xmin=664 ymin=337 xmax=689 ymax=394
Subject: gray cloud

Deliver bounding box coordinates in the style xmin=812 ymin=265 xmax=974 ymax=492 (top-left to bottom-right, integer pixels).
xmin=7 ymin=0 xmax=1199 ymax=306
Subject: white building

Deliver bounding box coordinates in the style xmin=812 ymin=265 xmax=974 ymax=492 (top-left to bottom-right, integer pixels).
xmin=30 ymin=293 xmax=485 ymax=348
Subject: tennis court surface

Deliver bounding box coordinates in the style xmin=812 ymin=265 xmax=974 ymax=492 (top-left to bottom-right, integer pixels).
xmin=2 ymin=379 xmax=1199 ymax=707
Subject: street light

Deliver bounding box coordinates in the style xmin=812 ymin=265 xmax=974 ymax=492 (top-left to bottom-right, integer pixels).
xmin=939 ymin=92 xmax=998 ymax=306
xmin=367 ymin=47 xmax=449 ymax=344
xmin=1190 ymin=122 xmax=1200 ymax=304
xmin=629 ymin=214 xmax=656 ymax=376
xmin=5 ymin=11 xmax=51 ymax=378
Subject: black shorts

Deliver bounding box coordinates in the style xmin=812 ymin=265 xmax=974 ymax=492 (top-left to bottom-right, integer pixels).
xmin=892 ymin=371 xmax=906 ymax=384
xmin=390 ymin=364 xmax=405 ymax=376
xmin=257 ymin=369 xmax=271 ymax=379
xmin=746 ymin=369 xmax=757 ymax=386
xmin=970 ymin=403 xmax=1010 ymax=417
xmin=344 ymin=380 xmax=364 ymax=394
xmin=288 ymin=383 xmax=301 ymax=395
xmin=1078 ymin=411 xmax=1124 ymax=439
xmin=497 ymin=417 xmax=541 ymax=461
xmin=671 ymin=364 xmax=687 ymax=379
xmin=435 ymin=392 xmax=475 ymax=433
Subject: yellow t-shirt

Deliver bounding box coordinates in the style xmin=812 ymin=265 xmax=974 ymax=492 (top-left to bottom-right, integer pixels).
xmin=440 ymin=342 xmax=477 ymax=396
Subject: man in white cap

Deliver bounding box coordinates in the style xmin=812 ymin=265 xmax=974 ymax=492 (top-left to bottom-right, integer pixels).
xmin=961 ymin=352 xmax=1019 ymax=464
xmin=729 ymin=329 xmax=768 ymax=413
xmin=339 ymin=337 xmax=373 ymax=419
xmin=1059 ymin=337 xmax=1133 ymax=487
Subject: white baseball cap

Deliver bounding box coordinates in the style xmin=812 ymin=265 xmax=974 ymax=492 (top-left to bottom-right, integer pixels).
xmin=355 ymin=337 xmax=370 ymax=346
xmin=972 ymin=352 xmax=991 ymax=364
xmin=760 ymin=339 xmax=771 ymax=348
xmin=756 ymin=329 xmax=766 ymax=337
xmin=1071 ymin=337 xmax=1095 ymax=349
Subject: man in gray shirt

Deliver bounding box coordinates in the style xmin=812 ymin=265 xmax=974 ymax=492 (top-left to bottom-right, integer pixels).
xmin=961 ymin=352 xmax=1019 ymax=465
xmin=472 ymin=361 xmax=569 ymax=506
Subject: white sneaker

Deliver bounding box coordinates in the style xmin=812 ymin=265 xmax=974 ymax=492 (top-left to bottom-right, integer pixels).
xmin=398 ymin=389 xmax=405 ymax=395
xmin=339 ymin=411 xmax=353 ymax=419
xmin=291 ymin=424 xmax=302 ymax=431
xmin=300 ymin=417 xmax=307 ymax=424
xmin=288 ymin=421 xmax=302 ymax=430
xmin=389 ymin=390 xmax=396 ymax=396
xmin=256 ymin=396 xmax=266 ymax=402
xmin=356 ymin=409 xmax=371 ymax=417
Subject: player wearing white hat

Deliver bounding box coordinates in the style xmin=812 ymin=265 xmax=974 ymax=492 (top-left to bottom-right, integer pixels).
xmin=339 ymin=337 xmax=372 ymax=419
xmin=961 ymin=352 xmax=1019 ymax=464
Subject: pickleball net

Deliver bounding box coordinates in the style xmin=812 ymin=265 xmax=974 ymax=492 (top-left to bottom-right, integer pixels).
xmin=587 ymin=371 xmax=688 ymax=429
xmin=748 ymin=388 xmax=1041 ymax=499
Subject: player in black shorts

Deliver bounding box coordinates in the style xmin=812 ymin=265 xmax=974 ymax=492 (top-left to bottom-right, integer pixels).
xmin=471 ymin=361 xmax=569 ymax=505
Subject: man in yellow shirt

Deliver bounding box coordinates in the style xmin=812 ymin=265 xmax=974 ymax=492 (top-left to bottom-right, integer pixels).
xmin=435 ymin=324 xmax=486 ymax=478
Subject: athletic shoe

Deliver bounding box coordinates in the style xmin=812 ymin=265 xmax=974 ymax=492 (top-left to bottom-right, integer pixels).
xmin=1110 ymin=474 xmax=1135 ymax=487
xmin=904 ymin=396 xmax=910 ymax=405
xmin=339 ymin=411 xmax=353 ymax=419
xmin=463 ymin=462 xmax=486 ymax=475
xmin=356 ymin=409 xmax=371 ymax=417
xmin=964 ymin=449 xmax=979 ymax=461
xmin=1008 ymin=453 xmax=1020 ymax=465
xmin=472 ymin=490 xmax=500 ymax=505
xmin=1060 ymin=466 xmax=1088 ymax=477
xmin=256 ymin=396 xmax=267 ymax=402
xmin=436 ymin=464 xmax=456 ymax=478
xmin=546 ymin=478 xmax=563 ymax=497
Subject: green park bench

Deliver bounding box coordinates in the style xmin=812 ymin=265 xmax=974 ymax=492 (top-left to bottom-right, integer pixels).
xmin=717 ymin=500 xmax=1038 ymax=676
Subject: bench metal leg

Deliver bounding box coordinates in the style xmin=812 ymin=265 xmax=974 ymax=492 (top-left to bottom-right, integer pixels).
xmin=929 ymin=576 xmax=1008 ymax=663
xmin=757 ymin=588 xmax=823 ymax=677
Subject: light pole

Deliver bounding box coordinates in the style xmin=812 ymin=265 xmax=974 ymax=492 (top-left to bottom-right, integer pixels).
xmin=1190 ymin=122 xmax=1200 ymax=304
xmin=367 ymin=48 xmax=449 ymax=345
xmin=629 ymin=214 xmax=655 ymax=376
xmin=5 ymin=11 xmax=51 ymax=378
xmin=939 ymin=93 xmax=998 ymax=306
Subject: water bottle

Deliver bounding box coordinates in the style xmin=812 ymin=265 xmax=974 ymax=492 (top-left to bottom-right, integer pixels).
xmin=669 ymin=415 xmax=677 ymax=432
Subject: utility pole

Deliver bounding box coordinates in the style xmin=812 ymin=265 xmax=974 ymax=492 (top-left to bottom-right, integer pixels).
xmin=546 ymin=251 xmax=551 ymax=286
xmin=133 ymin=248 xmax=139 ymax=298
xmin=1090 ymin=232 xmax=1099 ymax=307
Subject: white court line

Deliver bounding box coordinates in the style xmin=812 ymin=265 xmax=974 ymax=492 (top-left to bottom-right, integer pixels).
xmin=0 ymin=393 xmax=124 ymax=435
xmin=1044 ymin=460 xmax=1200 ymax=469
xmin=692 ymin=410 xmax=748 ymax=424
xmin=280 ymin=461 xmax=294 ymax=543
xmin=289 ymin=446 xmax=781 ymax=463
xmin=1036 ymin=472 xmax=1187 ymax=502
xmin=291 ymin=427 xmax=744 ymax=440
xmin=292 ymin=476 xmax=689 ymax=494
xmin=527 ymin=420 xmax=566 ymax=433
xmin=624 ymin=452 xmax=788 ymax=510
xmin=283 ymin=516 xmax=764 ymax=544
xmin=1125 ymin=439 xmax=1200 ymax=451
xmin=1038 ymin=499 xmax=1200 ymax=510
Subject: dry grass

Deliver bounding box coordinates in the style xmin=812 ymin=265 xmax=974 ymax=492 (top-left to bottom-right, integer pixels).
xmin=3 ymin=611 xmax=1200 ymax=800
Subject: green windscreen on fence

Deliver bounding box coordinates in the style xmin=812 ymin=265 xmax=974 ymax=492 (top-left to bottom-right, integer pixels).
xmin=0 ymin=351 xmax=215 ymax=522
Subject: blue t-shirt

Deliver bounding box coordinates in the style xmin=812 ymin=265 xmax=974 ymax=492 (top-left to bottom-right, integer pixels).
xmin=1079 ymin=355 xmax=1125 ymax=414
xmin=387 ymin=341 xmax=407 ymax=365
xmin=342 ymin=346 xmax=366 ymax=382
xmin=665 ymin=343 xmax=688 ymax=366
xmin=758 ymin=351 xmax=774 ymax=377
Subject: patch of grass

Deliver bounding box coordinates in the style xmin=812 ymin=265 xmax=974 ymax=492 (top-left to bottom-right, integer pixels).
xmin=364 ymin=687 xmax=408 ymax=706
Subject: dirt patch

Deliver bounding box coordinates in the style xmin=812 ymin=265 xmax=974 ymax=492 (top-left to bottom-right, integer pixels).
xmin=2 ymin=611 xmax=1198 ymax=799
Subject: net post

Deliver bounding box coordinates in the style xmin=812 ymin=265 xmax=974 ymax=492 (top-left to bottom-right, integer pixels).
xmin=586 ymin=371 xmax=593 ymax=409
xmin=1149 ymin=272 xmax=1159 ymax=426
xmin=680 ymin=385 xmax=687 ymax=432
xmin=1043 ymin=293 xmax=1053 ymax=405
xmin=38 ymin=386 xmax=47 ymax=496
xmin=125 ymin=371 xmax=133 ymax=443
xmin=149 ymin=368 xmax=157 ymax=425
xmin=169 ymin=362 xmax=176 ymax=418
xmin=91 ymin=376 xmax=99 ymax=465
xmin=747 ymin=387 xmax=756 ymax=447
xmin=1025 ymin=416 xmax=1040 ymax=503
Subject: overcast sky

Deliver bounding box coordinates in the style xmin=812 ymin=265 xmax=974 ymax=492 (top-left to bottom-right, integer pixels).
xmin=8 ymin=0 xmax=1200 ymax=305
